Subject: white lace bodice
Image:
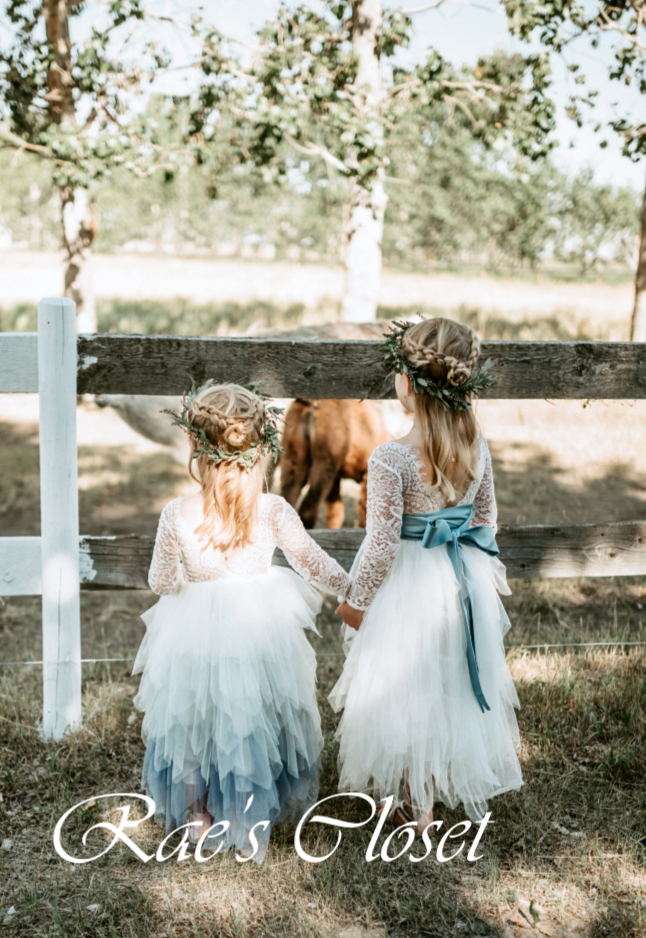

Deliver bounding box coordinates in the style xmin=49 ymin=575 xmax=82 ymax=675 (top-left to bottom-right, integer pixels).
xmin=346 ymin=435 xmax=497 ymax=611
xmin=149 ymin=494 xmax=352 ymax=599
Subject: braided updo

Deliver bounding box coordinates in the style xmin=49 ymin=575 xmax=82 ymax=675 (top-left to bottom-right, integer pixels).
xmin=185 ymin=384 xmax=266 ymax=553
xmin=187 ymin=385 xmax=265 ymax=455
xmin=399 ymin=317 xmax=481 ymax=506
xmin=401 ymin=318 xmax=480 ymax=387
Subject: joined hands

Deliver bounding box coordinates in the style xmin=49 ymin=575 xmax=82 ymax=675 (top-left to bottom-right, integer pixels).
xmin=335 ymin=602 xmax=364 ymax=631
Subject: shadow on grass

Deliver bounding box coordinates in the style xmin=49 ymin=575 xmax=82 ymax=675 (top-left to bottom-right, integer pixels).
xmin=1 ymin=646 xmax=644 ymax=937
xmin=0 ymin=416 xmax=186 ymax=538
xmin=2 ymin=398 xmax=646 ymax=935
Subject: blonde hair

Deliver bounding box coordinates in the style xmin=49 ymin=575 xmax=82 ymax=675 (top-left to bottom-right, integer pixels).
xmin=401 ymin=318 xmax=481 ymax=505
xmin=186 ymin=384 xmax=265 ymax=552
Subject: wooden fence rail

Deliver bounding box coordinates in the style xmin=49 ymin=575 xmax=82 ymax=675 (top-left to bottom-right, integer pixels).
xmin=2 ymin=524 xmax=646 ymax=596
xmin=2 ymin=304 xmax=646 ymax=739
xmin=2 ymin=333 xmax=646 ymax=398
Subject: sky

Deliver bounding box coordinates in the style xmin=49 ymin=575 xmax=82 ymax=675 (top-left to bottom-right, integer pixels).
xmin=204 ymin=0 xmax=644 ymax=190
xmin=0 ymin=0 xmax=643 ymax=190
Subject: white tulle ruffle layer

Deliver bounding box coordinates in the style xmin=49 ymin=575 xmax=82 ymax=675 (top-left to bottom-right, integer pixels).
xmin=329 ymin=540 xmax=523 ymax=821
xmin=132 ymin=568 xmax=324 ymax=861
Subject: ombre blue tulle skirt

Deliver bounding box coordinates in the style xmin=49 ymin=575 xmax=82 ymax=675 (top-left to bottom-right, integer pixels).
xmin=132 ymin=568 xmax=324 ymax=863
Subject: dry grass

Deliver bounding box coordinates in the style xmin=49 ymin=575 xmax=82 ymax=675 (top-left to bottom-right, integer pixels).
xmin=1 ymin=621 xmax=645 ymax=937
xmin=2 ymin=298 xmax=646 ymax=936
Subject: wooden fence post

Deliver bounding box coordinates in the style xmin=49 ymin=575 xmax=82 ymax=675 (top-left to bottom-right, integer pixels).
xmin=38 ymin=298 xmax=81 ymax=740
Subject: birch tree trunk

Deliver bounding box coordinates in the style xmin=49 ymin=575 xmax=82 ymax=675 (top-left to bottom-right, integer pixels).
xmin=340 ymin=0 xmax=388 ymax=323
xmin=630 ymin=175 xmax=646 ymax=342
xmin=44 ymin=0 xmax=97 ymax=332
xmin=61 ymin=186 xmax=97 ymax=333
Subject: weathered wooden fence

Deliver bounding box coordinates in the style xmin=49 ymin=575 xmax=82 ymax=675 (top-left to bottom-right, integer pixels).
xmin=1 ymin=299 xmax=646 ymax=738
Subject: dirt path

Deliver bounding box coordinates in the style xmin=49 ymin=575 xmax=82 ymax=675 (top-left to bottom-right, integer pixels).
xmin=0 ymin=251 xmax=634 ymax=334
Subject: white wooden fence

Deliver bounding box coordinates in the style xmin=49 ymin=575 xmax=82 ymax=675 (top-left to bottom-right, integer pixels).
xmin=2 ymin=299 xmax=646 ymax=740
xmin=1 ymin=299 xmax=81 ymax=739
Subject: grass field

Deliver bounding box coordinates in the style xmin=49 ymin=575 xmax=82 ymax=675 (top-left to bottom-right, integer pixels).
xmin=1 ymin=295 xmax=645 ymax=937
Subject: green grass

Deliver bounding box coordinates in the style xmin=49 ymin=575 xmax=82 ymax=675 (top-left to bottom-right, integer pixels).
xmin=0 ymin=297 xmax=619 ymax=342
xmin=376 ymin=304 xmax=617 ymax=342
xmin=1 ymin=589 xmax=646 ymax=938
xmin=0 ymin=299 xmax=305 ymax=337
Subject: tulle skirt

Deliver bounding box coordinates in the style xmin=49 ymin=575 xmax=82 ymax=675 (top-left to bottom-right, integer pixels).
xmin=132 ymin=567 xmax=324 ymax=863
xmin=329 ymin=540 xmax=523 ymax=821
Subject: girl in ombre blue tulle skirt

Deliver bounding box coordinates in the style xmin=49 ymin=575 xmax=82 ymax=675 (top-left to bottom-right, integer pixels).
xmin=132 ymin=383 xmax=351 ymax=863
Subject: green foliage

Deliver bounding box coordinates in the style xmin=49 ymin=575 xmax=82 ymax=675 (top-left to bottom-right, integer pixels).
xmin=383 ymin=120 xmax=561 ymax=267
xmin=0 ymin=0 xmax=174 ymax=187
xmin=502 ymin=0 xmax=646 ymax=159
xmin=0 ymin=104 xmax=639 ymax=273
xmin=553 ymin=169 xmax=640 ymax=269
xmin=190 ymin=0 xmax=556 ymax=193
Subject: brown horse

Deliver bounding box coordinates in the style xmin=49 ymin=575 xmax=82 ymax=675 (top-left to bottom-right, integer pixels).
xmin=280 ymin=398 xmax=389 ymax=529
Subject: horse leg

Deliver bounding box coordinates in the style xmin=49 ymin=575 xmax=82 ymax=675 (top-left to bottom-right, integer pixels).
xmin=357 ymin=472 xmax=368 ymax=528
xmin=324 ymin=475 xmax=344 ymax=529
xmin=280 ymin=400 xmax=311 ymax=507
xmin=299 ymin=458 xmax=339 ymax=529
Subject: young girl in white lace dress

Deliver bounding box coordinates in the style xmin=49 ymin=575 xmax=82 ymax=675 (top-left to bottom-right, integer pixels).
xmin=331 ymin=318 xmax=523 ymax=831
xmin=132 ymin=383 xmax=351 ymax=862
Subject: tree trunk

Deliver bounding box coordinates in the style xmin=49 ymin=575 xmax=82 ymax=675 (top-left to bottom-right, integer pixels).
xmin=44 ymin=0 xmax=97 ymax=332
xmin=630 ymin=175 xmax=646 ymax=342
xmin=341 ymin=0 xmax=387 ymax=323
xmin=341 ymin=179 xmax=388 ymax=322
xmin=61 ymin=186 xmax=97 ymax=333
xmin=44 ymin=0 xmax=74 ymax=124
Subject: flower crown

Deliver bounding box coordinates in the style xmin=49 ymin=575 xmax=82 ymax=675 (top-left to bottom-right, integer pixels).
xmin=381 ymin=320 xmax=497 ymax=411
xmin=163 ymin=380 xmax=285 ymax=469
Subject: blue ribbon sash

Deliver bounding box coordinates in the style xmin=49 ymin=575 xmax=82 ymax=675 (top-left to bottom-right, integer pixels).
xmin=400 ymin=504 xmax=499 ymax=713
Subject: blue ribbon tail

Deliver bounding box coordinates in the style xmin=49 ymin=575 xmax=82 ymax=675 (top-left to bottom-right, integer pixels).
xmin=464 ymin=595 xmax=490 ymax=713
xmin=401 ymin=505 xmax=498 ymax=715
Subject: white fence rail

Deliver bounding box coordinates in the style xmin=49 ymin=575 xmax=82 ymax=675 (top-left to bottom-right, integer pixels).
xmin=2 ymin=299 xmax=81 ymax=739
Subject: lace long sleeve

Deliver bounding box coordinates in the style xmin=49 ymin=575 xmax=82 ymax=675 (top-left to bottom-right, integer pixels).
xmin=149 ymin=501 xmax=184 ymax=595
xmin=276 ymin=501 xmax=352 ymax=598
xmin=346 ymin=456 xmax=404 ymax=611
xmin=471 ymin=439 xmax=498 ymax=534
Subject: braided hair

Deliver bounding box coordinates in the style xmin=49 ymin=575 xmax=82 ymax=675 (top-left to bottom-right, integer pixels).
xmin=401 ymin=321 xmax=481 ymax=388
xmin=185 ymin=384 xmax=266 ymax=552
xmin=188 ymin=389 xmax=265 ymax=454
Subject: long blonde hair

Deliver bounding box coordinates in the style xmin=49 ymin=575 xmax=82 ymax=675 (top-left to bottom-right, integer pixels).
xmin=402 ymin=318 xmax=481 ymax=505
xmin=186 ymin=384 xmax=265 ymax=552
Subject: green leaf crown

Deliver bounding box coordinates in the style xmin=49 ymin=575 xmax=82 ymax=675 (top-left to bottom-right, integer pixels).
xmin=380 ymin=320 xmax=498 ymax=411
xmin=163 ymin=380 xmax=285 ymax=469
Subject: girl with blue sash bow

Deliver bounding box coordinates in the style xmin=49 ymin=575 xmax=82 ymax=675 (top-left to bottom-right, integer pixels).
xmin=330 ymin=318 xmax=523 ymax=832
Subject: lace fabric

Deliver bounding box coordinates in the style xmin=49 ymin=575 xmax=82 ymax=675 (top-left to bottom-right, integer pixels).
xmin=346 ymin=435 xmax=497 ymax=610
xmin=148 ymin=493 xmax=352 ymax=599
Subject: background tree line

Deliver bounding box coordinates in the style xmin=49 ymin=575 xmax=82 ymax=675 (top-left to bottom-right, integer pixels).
xmin=0 ymin=104 xmax=638 ymax=276
xmin=0 ymin=0 xmax=643 ymax=330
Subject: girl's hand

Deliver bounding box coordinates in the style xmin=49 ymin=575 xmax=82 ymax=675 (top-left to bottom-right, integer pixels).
xmin=335 ymin=602 xmax=364 ymax=631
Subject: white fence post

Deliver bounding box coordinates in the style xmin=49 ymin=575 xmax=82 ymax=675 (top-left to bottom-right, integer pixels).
xmin=38 ymin=297 xmax=81 ymax=740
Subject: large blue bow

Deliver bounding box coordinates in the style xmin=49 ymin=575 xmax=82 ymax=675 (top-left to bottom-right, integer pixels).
xmin=400 ymin=504 xmax=499 ymax=713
